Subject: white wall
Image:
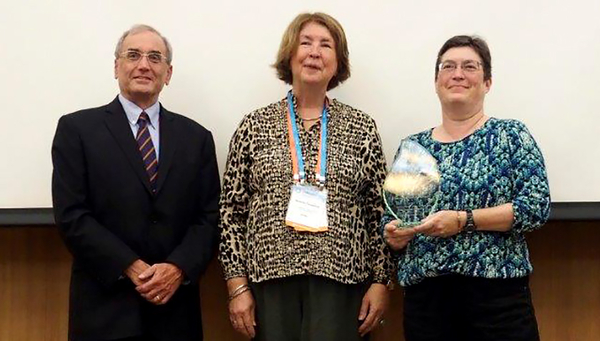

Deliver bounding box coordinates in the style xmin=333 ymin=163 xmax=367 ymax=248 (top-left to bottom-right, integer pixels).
xmin=1 ymin=0 xmax=599 ymax=207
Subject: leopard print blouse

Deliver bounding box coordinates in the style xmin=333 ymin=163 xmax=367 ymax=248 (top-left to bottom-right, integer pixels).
xmin=218 ymin=95 xmax=394 ymax=285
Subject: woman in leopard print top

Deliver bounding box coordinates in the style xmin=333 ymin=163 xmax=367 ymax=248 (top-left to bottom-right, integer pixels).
xmin=219 ymin=12 xmax=393 ymax=341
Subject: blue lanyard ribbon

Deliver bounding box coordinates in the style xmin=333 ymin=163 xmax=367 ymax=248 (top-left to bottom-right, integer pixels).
xmin=286 ymin=90 xmax=328 ymax=184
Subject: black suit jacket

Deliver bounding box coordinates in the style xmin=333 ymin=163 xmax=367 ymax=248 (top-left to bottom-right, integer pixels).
xmin=52 ymin=97 xmax=220 ymax=341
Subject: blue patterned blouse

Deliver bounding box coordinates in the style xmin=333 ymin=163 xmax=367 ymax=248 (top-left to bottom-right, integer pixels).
xmin=382 ymin=118 xmax=551 ymax=286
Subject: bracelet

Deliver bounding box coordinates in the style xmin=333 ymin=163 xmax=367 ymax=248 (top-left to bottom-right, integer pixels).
xmin=229 ymin=284 xmax=248 ymax=298
xmin=228 ymin=286 xmax=250 ymax=302
xmin=229 ymin=283 xmax=247 ymax=296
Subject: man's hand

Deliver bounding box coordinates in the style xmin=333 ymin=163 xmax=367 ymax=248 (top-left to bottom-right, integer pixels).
xmin=358 ymin=283 xmax=389 ymax=336
xmin=124 ymin=259 xmax=151 ymax=286
xmin=136 ymin=263 xmax=184 ymax=305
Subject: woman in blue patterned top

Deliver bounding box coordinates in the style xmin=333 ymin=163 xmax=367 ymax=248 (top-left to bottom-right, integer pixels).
xmin=382 ymin=35 xmax=550 ymax=341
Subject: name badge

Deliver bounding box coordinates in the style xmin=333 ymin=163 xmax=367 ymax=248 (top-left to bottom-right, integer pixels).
xmin=285 ymin=184 xmax=328 ymax=232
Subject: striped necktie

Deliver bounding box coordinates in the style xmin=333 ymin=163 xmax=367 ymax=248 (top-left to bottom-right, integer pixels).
xmin=136 ymin=112 xmax=158 ymax=192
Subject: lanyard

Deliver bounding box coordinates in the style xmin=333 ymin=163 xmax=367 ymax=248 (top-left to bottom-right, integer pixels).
xmin=286 ymin=90 xmax=328 ymax=185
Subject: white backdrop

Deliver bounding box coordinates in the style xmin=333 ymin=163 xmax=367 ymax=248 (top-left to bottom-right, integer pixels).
xmin=1 ymin=0 xmax=599 ymax=207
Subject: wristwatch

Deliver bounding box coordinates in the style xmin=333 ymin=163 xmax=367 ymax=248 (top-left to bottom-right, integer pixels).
xmin=377 ymin=279 xmax=395 ymax=291
xmin=383 ymin=279 xmax=395 ymax=291
xmin=464 ymin=209 xmax=477 ymax=232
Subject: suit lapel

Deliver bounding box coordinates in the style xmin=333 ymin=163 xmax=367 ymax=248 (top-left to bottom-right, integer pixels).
xmin=155 ymin=106 xmax=177 ymax=195
xmin=103 ymin=97 xmax=154 ymax=195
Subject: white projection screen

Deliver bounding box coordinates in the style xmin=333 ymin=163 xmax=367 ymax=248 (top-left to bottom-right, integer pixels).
xmin=1 ymin=0 xmax=599 ymax=208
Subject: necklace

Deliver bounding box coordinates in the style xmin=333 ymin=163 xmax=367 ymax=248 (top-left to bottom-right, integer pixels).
xmin=467 ymin=114 xmax=486 ymax=132
xmin=300 ymin=116 xmax=321 ymax=121
xmin=438 ymin=114 xmax=487 ymax=142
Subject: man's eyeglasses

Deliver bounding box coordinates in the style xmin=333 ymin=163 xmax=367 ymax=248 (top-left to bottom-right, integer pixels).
xmin=119 ymin=50 xmax=167 ymax=64
xmin=438 ymin=60 xmax=482 ymax=74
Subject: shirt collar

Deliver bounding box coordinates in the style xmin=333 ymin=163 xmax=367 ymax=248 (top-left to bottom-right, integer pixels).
xmin=118 ymin=94 xmax=160 ymax=128
xmin=287 ymin=92 xmax=332 ymax=118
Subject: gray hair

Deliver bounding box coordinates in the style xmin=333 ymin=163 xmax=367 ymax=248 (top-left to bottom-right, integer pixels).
xmin=114 ymin=24 xmax=173 ymax=64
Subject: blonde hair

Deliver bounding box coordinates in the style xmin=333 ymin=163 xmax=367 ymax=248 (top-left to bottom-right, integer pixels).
xmin=273 ymin=13 xmax=350 ymax=90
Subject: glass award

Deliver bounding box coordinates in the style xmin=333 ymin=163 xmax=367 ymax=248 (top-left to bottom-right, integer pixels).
xmin=383 ymin=139 xmax=441 ymax=227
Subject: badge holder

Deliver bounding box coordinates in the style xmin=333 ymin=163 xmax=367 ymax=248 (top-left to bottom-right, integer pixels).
xmin=283 ymin=90 xmax=329 ymax=233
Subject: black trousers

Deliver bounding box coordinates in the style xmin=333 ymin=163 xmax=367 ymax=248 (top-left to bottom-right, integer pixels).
xmin=250 ymin=275 xmax=370 ymax=341
xmin=107 ymin=336 xmax=157 ymax=341
xmin=403 ymin=274 xmax=540 ymax=341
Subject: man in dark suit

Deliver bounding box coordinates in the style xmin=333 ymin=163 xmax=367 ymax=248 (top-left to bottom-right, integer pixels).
xmin=52 ymin=24 xmax=220 ymax=341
